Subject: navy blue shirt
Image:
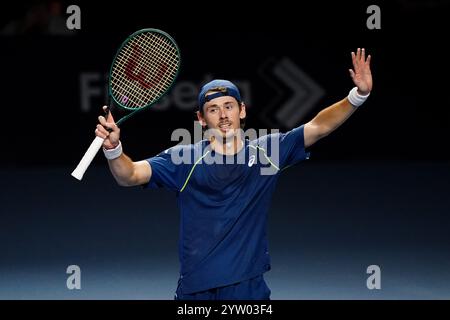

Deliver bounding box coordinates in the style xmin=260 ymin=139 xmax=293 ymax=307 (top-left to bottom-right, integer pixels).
xmin=145 ymin=125 xmax=309 ymax=294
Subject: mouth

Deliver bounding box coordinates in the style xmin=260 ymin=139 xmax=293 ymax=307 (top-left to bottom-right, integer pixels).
xmin=218 ymin=122 xmax=233 ymax=132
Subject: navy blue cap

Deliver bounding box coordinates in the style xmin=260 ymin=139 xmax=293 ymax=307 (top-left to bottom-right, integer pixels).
xmin=198 ymin=79 xmax=241 ymax=112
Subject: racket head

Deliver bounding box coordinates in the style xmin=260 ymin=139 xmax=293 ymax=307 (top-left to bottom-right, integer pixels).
xmin=108 ymin=28 xmax=181 ymax=112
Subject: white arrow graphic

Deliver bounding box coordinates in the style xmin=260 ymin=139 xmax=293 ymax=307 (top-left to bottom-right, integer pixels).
xmin=274 ymin=57 xmax=325 ymax=128
xmin=259 ymin=57 xmax=325 ymax=128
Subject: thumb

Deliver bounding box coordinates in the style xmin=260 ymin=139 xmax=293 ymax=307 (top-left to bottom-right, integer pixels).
xmin=349 ymin=69 xmax=355 ymax=80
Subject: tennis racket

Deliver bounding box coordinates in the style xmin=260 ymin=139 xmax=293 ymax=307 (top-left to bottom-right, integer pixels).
xmin=71 ymin=28 xmax=181 ymax=180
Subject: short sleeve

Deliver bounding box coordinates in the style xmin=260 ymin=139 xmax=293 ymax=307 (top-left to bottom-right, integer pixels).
xmin=143 ymin=145 xmax=192 ymax=192
xmin=279 ymin=124 xmax=310 ymax=168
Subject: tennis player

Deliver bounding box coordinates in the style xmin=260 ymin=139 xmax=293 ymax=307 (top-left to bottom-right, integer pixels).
xmin=95 ymin=48 xmax=372 ymax=300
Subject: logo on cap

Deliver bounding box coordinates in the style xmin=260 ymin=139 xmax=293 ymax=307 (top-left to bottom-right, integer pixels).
xmin=198 ymin=79 xmax=241 ymax=112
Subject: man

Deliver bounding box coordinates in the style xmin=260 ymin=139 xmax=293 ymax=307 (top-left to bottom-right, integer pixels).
xmin=95 ymin=48 xmax=372 ymax=300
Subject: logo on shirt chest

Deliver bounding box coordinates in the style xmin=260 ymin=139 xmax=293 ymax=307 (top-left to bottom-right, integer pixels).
xmin=248 ymin=155 xmax=256 ymax=167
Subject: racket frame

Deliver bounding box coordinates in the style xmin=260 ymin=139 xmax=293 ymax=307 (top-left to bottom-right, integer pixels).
xmin=109 ymin=28 xmax=181 ymax=126
xmin=71 ymin=28 xmax=181 ymax=180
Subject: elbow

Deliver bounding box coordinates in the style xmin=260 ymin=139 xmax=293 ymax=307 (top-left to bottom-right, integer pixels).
xmin=111 ymin=161 xmax=150 ymax=187
xmin=116 ymin=180 xmax=131 ymax=187
xmin=313 ymin=124 xmax=332 ymax=140
xmin=317 ymin=122 xmax=337 ymax=138
xmin=308 ymin=119 xmax=332 ymax=138
xmin=112 ymin=163 xmax=141 ymax=187
xmin=318 ymin=127 xmax=332 ymax=139
xmin=114 ymin=175 xmax=137 ymax=187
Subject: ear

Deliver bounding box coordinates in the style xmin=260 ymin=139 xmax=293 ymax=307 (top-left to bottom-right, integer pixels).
xmin=239 ymin=103 xmax=246 ymax=120
xmin=196 ymin=111 xmax=206 ymax=127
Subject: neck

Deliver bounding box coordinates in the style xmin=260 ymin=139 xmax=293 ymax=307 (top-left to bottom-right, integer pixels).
xmin=210 ymin=134 xmax=244 ymax=155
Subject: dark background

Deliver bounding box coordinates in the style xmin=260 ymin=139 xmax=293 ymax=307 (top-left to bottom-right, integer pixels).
xmin=1 ymin=0 xmax=449 ymax=299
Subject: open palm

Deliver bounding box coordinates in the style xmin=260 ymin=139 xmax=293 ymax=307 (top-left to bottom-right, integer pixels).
xmin=349 ymin=48 xmax=372 ymax=95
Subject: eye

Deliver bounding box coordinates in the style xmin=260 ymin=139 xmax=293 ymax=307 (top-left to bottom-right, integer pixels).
xmin=225 ymin=104 xmax=233 ymax=110
xmin=209 ymin=108 xmax=218 ymax=114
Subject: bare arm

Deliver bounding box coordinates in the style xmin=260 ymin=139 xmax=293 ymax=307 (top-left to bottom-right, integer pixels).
xmin=304 ymin=48 xmax=373 ymax=148
xmin=304 ymin=97 xmax=356 ymax=148
xmin=96 ymin=106 xmax=152 ymax=187
xmin=106 ymin=154 xmax=151 ymax=187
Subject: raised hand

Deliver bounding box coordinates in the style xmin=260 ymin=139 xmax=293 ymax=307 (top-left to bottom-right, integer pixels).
xmin=96 ymin=106 xmax=121 ymax=149
xmin=349 ymin=48 xmax=372 ymax=95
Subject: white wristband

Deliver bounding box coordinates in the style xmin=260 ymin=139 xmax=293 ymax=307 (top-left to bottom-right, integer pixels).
xmin=347 ymin=87 xmax=370 ymax=107
xmin=103 ymin=141 xmax=122 ymax=160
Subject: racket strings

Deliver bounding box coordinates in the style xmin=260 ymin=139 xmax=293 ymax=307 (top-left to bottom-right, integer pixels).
xmin=112 ymin=43 xmax=151 ymax=107
xmin=130 ymin=33 xmax=178 ymax=102
xmin=114 ymin=35 xmax=168 ymax=104
xmin=112 ymin=34 xmax=175 ymax=108
xmin=110 ymin=31 xmax=180 ymax=109
xmin=112 ymin=33 xmax=175 ymax=107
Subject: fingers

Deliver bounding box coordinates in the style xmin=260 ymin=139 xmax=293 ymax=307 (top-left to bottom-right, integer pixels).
xmin=353 ymin=48 xmax=369 ymax=62
xmin=98 ymin=115 xmax=118 ymax=132
xmin=351 ymin=48 xmax=370 ymax=72
xmin=98 ymin=115 xmax=108 ymax=127
xmin=95 ymin=124 xmax=109 ymax=139
xmin=102 ymin=105 xmax=116 ymax=123
xmin=95 ymin=122 xmax=120 ymax=147
xmin=351 ymin=51 xmax=358 ymax=71
xmin=97 ymin=106 xmax=120 ymax=139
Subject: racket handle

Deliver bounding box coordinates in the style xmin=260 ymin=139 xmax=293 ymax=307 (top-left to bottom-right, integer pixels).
xmin=71 ymin=136 xmax=105 ymax=180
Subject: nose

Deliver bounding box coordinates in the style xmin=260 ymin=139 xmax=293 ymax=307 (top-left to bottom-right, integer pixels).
xmin=219 ymin=106 xmax=227 ymax=119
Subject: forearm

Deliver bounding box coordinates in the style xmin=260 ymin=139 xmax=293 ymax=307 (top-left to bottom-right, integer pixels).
xmin=96 ymin=110 xmax=151 ymax=186
xmin=311 ymin=97 xmax=356 ymax=137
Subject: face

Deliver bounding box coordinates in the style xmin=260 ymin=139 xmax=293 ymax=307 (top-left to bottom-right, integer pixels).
xmin=197 ymin=95 xmax=246 ymax=139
